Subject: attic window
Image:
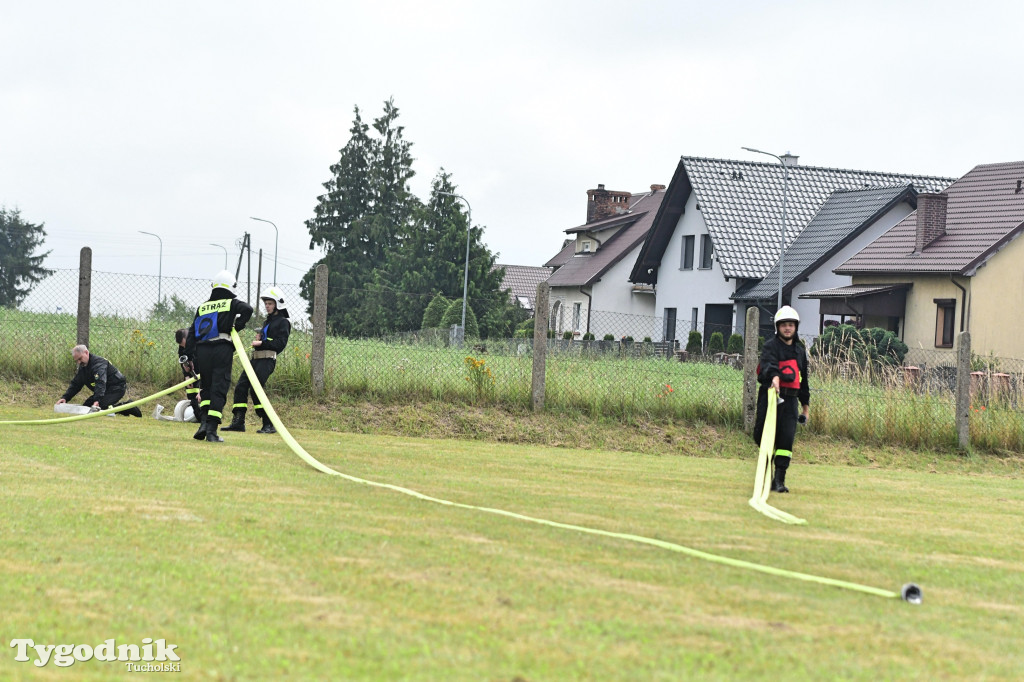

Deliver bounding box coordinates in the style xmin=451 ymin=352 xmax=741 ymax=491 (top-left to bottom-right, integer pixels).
xmin=582 ymin=241 xmax=591 ymax=253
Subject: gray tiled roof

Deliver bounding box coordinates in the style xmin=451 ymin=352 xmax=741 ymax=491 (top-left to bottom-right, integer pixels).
xmin=546 ymin=190 xmax=665 ymax=287
xmin=733 ymin=184 xmax=917 ymax=301
xmin=495 ymin=264 xmax=553 ymax=310
xmin=631 ymin=157 xmax=955 ymax=283
xmin=837 ymin=160 xmax=1024 ymax=275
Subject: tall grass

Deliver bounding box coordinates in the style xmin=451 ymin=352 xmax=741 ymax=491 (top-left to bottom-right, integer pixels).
xmin=3 ymin=308 xmax=1024 ymax=453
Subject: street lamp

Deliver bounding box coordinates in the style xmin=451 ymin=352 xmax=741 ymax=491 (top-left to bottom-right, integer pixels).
xmin=742 ymin=147 xmax=794 ymax=310
xmin=210 ymin=243 xmax=228 ymax=269
xmin=138 ymin=231 xmax=163 ymax=305
xmin=249 ymin=216 xmax=279 ymax=285
xmin=437 ymin=191 xmax=472 ymax=338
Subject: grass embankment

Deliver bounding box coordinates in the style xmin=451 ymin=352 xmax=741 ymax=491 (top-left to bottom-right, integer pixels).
xmin=0 ymin=387 xmax=1022 ymax=680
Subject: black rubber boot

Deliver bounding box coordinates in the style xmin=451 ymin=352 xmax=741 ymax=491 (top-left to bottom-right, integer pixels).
xmin=205 ymin=421 xmax=224 ymax=443
xmin=127 ymin=406 xmax=143 ymax=418
xmin=256 ymin=415 xmax=276 ymax=434
xmin=192 ymin=414 xmax=208 ymax=440
xmin=222 ymin=411 xmax=246 ymax=432
xmin=771 ymin=456 xmax=790 ymax=493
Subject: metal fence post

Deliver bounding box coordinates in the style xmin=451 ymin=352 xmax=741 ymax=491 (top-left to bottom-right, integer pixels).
xmin=77 ymin=247 xmax=92 ymax=346
xmin=531 ymin=282 xmax=550 ymax=412
xmin=955 ymin=330 xmax=971 ymax=450
xmin=311 ymin=263 xmax=328 ymax=395
xmin=743 ymin=306 xmax=760 ymax=434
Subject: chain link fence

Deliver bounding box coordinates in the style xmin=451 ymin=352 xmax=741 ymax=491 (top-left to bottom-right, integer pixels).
xmin=4 ymin=264 xmax=1024 ymax=453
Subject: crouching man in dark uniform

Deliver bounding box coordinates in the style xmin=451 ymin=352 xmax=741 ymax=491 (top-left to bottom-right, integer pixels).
xmin=753 ymin=306 xmax=810 ymax=493
xmin=223 ymin=286 xmax=291 ymax=435
xmin=57 ymin=345 xmax=143 ymax=417
xmin=185 ymin=270 xmax=253 ymax=443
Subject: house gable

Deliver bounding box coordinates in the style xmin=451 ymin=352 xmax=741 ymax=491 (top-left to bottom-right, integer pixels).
xmin=632 ymin=156 xmax=953 ymax=286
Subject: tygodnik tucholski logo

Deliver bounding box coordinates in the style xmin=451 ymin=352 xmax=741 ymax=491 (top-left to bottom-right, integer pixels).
xmin=10 ymin=638 xmax=181 ymax=671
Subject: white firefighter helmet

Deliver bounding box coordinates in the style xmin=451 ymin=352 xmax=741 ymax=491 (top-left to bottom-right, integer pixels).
xmin=260 ymin=286 xmax=286 ymax=311
xmin=173 ymin=399 xmax=197 ymax=423
xmin=212 ymin=269 xmax=236 ymax=292
xmin=774 ymin=305 xmax=800 ymax=329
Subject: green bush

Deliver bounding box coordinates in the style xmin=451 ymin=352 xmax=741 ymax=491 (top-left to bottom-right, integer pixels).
xmin=563 ymin=331 xmax=573 ymax=340
xmin=582 ymin=332 xmax=595 ymax=341
xmin=623 ymin=336 xmax=634 ymax=344
xmin=810 ymin=324 xmax=908 ymax=367
xmin=516 ymin=317 xmax=535 ymax=335
xmin=440 ymin=300 xmax=479 ymax=338
xmin=727 ymin=334 xmax=743 ymax=354
xmin=603 ymin=334 xmax=615 ymax=341
xmin=643 ymin=336 xmax=652 ymax=343
xmin=686 ymin=331 xmax=702 ymax=355
xmin=708 ymin=331 xmax=725 ymax=354
xmin=421 ymin=293 xmax=451 ymax=329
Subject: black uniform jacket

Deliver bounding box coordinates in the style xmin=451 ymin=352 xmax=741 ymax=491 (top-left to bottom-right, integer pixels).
xmin=61 ymin=354 xmax=127 ymax=402
xmin=756 ymin=335 xmax=810 ymax=405
xmin=257 ymin=311 xmax=291 ymax=354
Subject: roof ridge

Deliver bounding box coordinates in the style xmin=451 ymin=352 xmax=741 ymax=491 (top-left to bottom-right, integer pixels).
xmin=681 ymin=155 xmax=955 ymax=181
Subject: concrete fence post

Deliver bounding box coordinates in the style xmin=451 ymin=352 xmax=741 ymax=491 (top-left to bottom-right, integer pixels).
xmin=955 ymin=330 xmax=971 ymax=450
xmin=311 ymin=263 xmax=328 ymax=396
xmin=742 ymin=306 xmax=760 ymax=434
xmin=76 ymin=247 xmax=92 ymax=347
xmin=531 ymin=282 xmax=550 ymax=412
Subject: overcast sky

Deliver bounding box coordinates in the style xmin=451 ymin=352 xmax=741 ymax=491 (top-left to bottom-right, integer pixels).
xmin=2 ymin=0 xmax=1022 ymax=289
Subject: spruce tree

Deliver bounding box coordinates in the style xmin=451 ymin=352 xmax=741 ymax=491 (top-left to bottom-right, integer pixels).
xmin=0 ymin=207 xmax=52 ymax=308
xmin=301 ymin=99 xmax=418 ymax=336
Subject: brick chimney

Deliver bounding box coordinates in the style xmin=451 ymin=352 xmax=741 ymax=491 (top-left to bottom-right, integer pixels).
xmin=650 ymin=184 xmax=666 ymax=193
xmin=587 ymin=184 xmax=633 ymax=223
xmin=914 ymin=192 xmax=948 ymax=252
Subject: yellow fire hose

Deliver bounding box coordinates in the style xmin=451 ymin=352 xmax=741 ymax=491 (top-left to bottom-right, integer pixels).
xmin=749 ymin=388 xmax=806 ymax=525
xmin=230 ymin=331 xmax=918 ymax=602
xmin=0 ymin=377 xmax=196 ymax=425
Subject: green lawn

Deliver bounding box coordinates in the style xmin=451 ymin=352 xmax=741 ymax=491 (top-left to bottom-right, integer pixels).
xmin=1 ymin=406 xmax=1022 ymax=681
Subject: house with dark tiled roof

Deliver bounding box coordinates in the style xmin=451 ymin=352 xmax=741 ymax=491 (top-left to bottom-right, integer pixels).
xmin=630 ymin=156 xmax=953 ymax=343
xmin=803 ymin=160 xmax=1024 ymax=361
xmin=733 ymin=184 xmax=920 ymax=335
xmin=543 ymin=184 xmax=666 ymax=338
xmin=494 ymin=264 xmax=552 ymax=312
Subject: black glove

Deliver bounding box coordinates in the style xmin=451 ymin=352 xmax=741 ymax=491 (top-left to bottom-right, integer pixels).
xmin=797 ymin=413 xmax=808 ymax=425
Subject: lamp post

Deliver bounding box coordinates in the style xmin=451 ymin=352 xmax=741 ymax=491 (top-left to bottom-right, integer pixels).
xmin=210 ymin=243 xmax=228 ymax=269
xmin=742 ymin=147 xmax=794 ymax=310
xmin=138 ymin=231 xmax=162 ymax=305
xmin=437 ymin=191 xmax=472 ymax=338
xmin=249 ymin=216 xmax=278 ymax=285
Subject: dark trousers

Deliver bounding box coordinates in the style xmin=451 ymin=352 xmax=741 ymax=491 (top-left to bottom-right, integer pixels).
xmin=195 ymin=342 xmax=234 ymax=424
xmin=83 ymin=385 xmax=126 ymax=410
xmin=753 ymin=388 xmax=799 ymax=453
xmin=231 ymin=358 xmax=276 ymax=417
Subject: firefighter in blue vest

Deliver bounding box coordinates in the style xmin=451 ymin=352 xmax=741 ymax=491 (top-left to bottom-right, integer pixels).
xmin=185 ymin=270 xmax=253 ymax=443
xmin=222 ymin=287 xmax=291 ymax=434
xmin=753 ymin=306 xmax=810 ymax=493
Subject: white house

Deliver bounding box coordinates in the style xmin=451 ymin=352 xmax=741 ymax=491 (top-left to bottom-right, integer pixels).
xmin=543 ymin=184 xmax=666 ymax=339
xmin=629 ymin=156 xmax=954 ymax=343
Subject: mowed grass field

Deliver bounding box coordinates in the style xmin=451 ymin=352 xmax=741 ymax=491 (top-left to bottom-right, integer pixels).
xmin=0 ymin=404 xmax=1022 ymax=681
